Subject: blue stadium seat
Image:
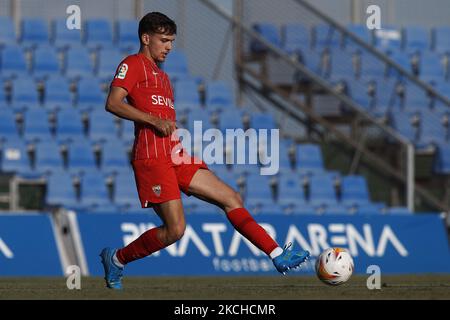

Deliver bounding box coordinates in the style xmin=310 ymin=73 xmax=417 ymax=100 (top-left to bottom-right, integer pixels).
xmin=308 ymin=173 xmax=339 ymax=207
xmin=276 ymin=174 xmax=305 ymax=207
xmin=45 ymin=169 xmax=80 ymax=208
xmin=174 ymin=78 xmax=201 ymax=112
xmin=328 ymin=49 xmax=356 ymax=79
xmin=76 ymin=78 xmax=105 ymax=108
xmin=253 ymin=203 xmax=286 ymax=215
xmin=120 ymin=119 xmax=135 ymax=141
xmin=64 ymin=47 xmax=94 ymax=79
xmin=418 ymin=51 xmax=446 ymax=79
xmin=85 ymin=19 xmax=114 ymax=49
xmin=404 ymin=26 xmax=430 ymax=52
xmin=52 ymin=19 xmax=82 ymax=48
xmin=251 ymin=23 xmax=282 ymax=54
xmin=282 ymin=23 xmax=310 ymax=54
xmin=23 ymin=108 xmax=53 ymax=142
xmin=44 ymin=76 xmax=73 ymax=109
xmin=1 ymin=45 xmax=28 ymax=78
xmin=101 ymin=140 xmax=130 ymax=173
xmin=340 ymin=175 xmax=371 ymax=206
xmin=162 ymin=49 xmax=189 ymax=81
xmin=185 ymin=108 xmax=213 ymax=132
xmin=322 ymin=204 xmax=352 ymax=215
xmin=433 ymin=143 xmax=450 ymax=174
xmin=67 ymin=140 xmax=96 ymax=172
xmin=11 ymin=77 xmax=40 ymax=108
xmin=344 ymin=24 xmax=373 ymax=48
xmin=357 ymin=50 xmax=388 ymax=79
xmin=0 ymin=16 xmax=17 ymax=46
xmin=314 ymin=24 xmax=340 ymax=49
xmin=417 ymin=110 xmax=447 ymax=146
xmin=291 ymin=203 xmax=317 ymax=215
xmin=218 ymin=108 xmax=244 ymax=132
xmin=0 ymin=109 xmax=19 ymax=141
xmin=390 ymin=111 xmax=419 ymax=142
xmin=244 ymin=174 xmax=275 ymax=206
xmin=355 ymin=203 xmax=385 ymax=215
xmin=32 ymin=45 xmax=60 ymax=78
xmin=206 ymin=81 xmax=233 ymax=111
xmin=96 ymin=48 xmax=124 ymax=81
xmin=297 ymin=47 xmax=323 ymax=75
xmin=21 ymin=18 xmax=50 ymax=47
xmin=113 ymin=169 xmax=138 ymax=207
xmin=88 ymin=108 xmax=118 ymax=142
xmin=79 ymin=171 xmax=110 ymax=207
xmin=249 ymin=112 xmax=277 ymax=130
xmin=117 ymin=20 xmax=139 ymax=50
xmin=56 ymin=108 xmax=84 ymax=141
xmin=0 ymin=139 xmax=30 ymax=173
xmin=433 ymin=27 xmax=450 ymax=53
xmin=33 ymin=140 xmax=63 ymax=173
xmin=386 ymin=50 xmax=414 ymax=77
xmin=295 ymin=144 xmax=325 ymax=174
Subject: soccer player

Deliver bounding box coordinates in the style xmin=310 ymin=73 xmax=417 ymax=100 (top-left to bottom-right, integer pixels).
xmin=100 ymin=12 xmax=310 ymax=289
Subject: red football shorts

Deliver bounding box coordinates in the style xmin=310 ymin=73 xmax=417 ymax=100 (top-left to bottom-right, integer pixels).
xmin=131 ymin=149 xmax=208 ymax=207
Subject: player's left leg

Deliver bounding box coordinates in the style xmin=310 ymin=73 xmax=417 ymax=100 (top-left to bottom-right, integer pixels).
xmin=186 ymin=169 xmax=310 ymax=274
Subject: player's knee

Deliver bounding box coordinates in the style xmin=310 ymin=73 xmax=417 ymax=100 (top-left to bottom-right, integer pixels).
xmin=166 ymin=223 xmax=185 ymax=244
xmin=225 ymin=191 xmax=244 ymax=211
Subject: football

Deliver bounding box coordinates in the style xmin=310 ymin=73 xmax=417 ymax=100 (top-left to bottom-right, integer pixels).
xmin=315 ymin=248 xmax=354 ymax=285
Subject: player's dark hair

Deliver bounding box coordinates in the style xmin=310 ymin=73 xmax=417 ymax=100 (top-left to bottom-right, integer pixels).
xmin=138 ymin=12 xmax=177 ymax=41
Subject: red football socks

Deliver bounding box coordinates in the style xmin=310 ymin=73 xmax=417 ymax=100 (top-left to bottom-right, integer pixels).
xmin=116 ymin=227 xmax=165 ymax=265
xmin=226 ymin=207 xmax=279 ymax=256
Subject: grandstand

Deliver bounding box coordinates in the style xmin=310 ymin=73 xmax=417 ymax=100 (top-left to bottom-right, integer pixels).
xmin=0 ymin=0 xmax=449 ymax=283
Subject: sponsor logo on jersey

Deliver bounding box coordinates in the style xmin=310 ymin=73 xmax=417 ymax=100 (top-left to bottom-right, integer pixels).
xmin=115 ymin=63 xmax=128 ymax=79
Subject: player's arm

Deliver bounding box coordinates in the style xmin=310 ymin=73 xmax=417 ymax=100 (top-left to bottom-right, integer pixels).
xmin=105 ymin=86 xmax=176 ymax=136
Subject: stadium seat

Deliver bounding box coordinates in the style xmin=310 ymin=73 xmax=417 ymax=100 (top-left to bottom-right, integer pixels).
xmin=282 ymin=23 xmax=311 ymax=54
xmin=33 ymin=140 xmax=64 ymax=173
xmin=79 ymin=171 xmax=111 ymax=207
xmin=174 ymin=79 xmax=201 ymax=112
xmin=322 ymin=204 xmax=352 ymax=215
xmin=344 ymin=24 xmax=373 ymax=48
xmin=340 ymin=175 xmax=371 ymax=206
xmin=250 ymin=23 xmax=282 ymax=54
xmin=386 ymin=206 xmax=413 ymax=214
xmin=433 ymin=26 xmax=450 ymax=53
xmin=0 ymin=16 xmax=17 ymax=46
xmin=120 ymin=119 xmax=135 ymax=141
xmin=295 ymin=143 xmax=325 ymax=174
xmin=117 ymin=20 xmax=139 ymax=50
xmin=88 ymin=108 xmax=118 ymax=142
xmin=45 ymin=170 xmax=79 ymax=207
xmin=314 ymin=24 xmax=340 ymax=49
xmin=205 ymin=81 xmax=233 ymax=110
xmin=390 ymin=111 xmax=419 ymax=142
xmin=96 ymin=48 xmax=124 ymax=81
xmin=249 ymin=112 xmax=277 ymax=130
xmin=328 ymin=49 xmax=356 ymax=79
xmin=0 ymin=139 xmax=30 ymax=173
xmin=56 ymin=108 xmax=84 ymax=141
xmin=67 ymin=140 xmax=97 ymax=172
xmin=32 ymin=45 xmax=61 ymax=78
xmin=1 ymin=45 xmax=28 ymax=78
xmin=276 ymin=174 xmax=306 ymax=207
xmin=101 ymin=140 xmax=130 ymax=173
xmin=113 ymin=170 xmax=138 ymax=207
xmin=52 ymin=19 xmax=82 ymax=48
xmin=355 ymin=203 xmax=385 ymax=215
xmin=44 ymin=76 xmax=73 ymax=109
xmin=418 ymin=51 xmax=446 ymax=79
xmin=64 ymin=47 xmax=94 ymax=79
xmin=0 ymin=109 xmax=20 ymax=141
xmin=244 ymin=174 xmax=275 ymax=206
xmin=23 ymin=108 xmax=53 ymax=142
xmin=308 ymin=173 xmax=339 ymax=207
xmin=418 ymin=111 xmax=447 ymax=145
xmin=85 ymin=19 xmax=114 ymax=49
xmin=217 ymin=108 xmax=244 ymax=132
xmin=76 ymin=78 xmax=105 ymax=108
xmin=11 ymin=77 xmax=40 ymax=108
xmin=404 ymin=26 xmax=430 ymax=52
xmin=162 ymin=49 xmax=190 ymax=81
xmin=21 ymin=18 xmax=50 ymax=47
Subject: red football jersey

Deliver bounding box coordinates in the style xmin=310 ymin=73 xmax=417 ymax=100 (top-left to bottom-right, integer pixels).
xmin=111 ymin=53 xmax=181 ymax=160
